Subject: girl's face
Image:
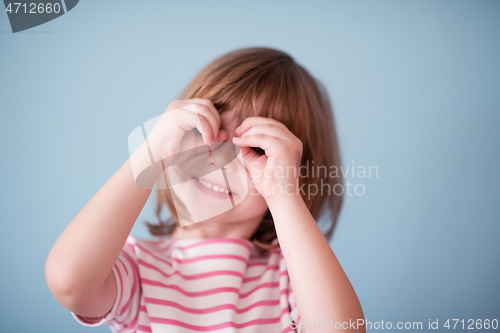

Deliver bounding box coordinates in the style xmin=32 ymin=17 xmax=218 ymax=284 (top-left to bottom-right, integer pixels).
xmin=166 ymin=109 xmax=269 ymax=228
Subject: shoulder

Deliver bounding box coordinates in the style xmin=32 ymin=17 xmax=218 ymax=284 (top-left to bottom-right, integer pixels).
xmin=125 ymin=234 xmax=168 ymax=245
xmin=122 ymin=234 xmax=173 ymax=256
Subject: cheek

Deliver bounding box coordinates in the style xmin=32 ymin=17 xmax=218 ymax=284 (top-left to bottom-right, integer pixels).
xmin=234 ymin=188 xmax=268 ymax=217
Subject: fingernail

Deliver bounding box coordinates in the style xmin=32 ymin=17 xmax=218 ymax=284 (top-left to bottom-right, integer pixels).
xmin=232 ymin=137 xmax=240 ymax=142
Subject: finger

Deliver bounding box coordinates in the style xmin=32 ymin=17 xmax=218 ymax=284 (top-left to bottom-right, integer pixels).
xmin=195 ymin=114 xmax=214 ymax=146
xmin=184 ymin=99 xmax=221 ymax=136
xmin=239 ymin=146 xmax=268 ymax=176
xmin=235 ymin=116 xmax=288 ymax=136
xmin=239 ymin=124 xmax=289 ymax=141
xmin=186 ymin=98 xmax=220 ymax=116
xmin=208 ymin=130 xmax=228 ymax=150
xmin=180 ymin=104 xmax=219 ymax=143
xmin=170 ymin=98 xmax=218 ymax=118
xmin=169 ymin=99 xmax=222 ymax=142
xmin=232 ymin=134 xmax=284 ymax=157
xmin=175 ymin=109 xmax=214 ymax=145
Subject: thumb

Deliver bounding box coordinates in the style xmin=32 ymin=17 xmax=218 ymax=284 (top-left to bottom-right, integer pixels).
xmin=211 ymin=129 xmax=228 ymax=143
xmin=239 ymin=147 xmax=266 ymax=172
xmin=217 ymin=130 xmax=229 ymax=142
xmin=208 ymin=130 xmax=229 ymax=151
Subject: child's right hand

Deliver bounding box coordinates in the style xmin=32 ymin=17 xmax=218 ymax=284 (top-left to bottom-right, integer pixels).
xmin=145 ymin=99 xmax=228 ymax=165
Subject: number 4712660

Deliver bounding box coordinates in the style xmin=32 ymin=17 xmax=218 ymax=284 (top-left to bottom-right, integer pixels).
xmin=5 ymin=2 xmax=62 ymax=14
xmin=444 ymin=319 xmax=498 ymax=330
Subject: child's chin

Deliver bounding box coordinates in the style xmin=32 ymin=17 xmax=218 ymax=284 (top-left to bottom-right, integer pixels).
xmin=196 ymin=216 xmax=231 ymax=225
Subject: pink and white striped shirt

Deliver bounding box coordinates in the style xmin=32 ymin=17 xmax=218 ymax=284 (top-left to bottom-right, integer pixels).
xmin=71 ymin=235 xmax=302 ymax=333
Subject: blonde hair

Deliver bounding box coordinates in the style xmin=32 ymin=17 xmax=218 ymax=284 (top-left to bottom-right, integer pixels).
xmin=145 ymin=47 xmax=343 ymax=251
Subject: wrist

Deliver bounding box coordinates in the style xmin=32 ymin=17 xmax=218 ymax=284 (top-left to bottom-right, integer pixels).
xmin=266 ymin=190 xmax=305 ymax=213
xmin=129 ymin=142 xmax=165 ymax=189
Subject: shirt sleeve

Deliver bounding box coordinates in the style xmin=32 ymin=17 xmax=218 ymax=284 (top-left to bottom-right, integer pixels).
xmin=288 ymin=280 xmax=302 ymax=333
xmin=71 ymin=236 xmax=141 ymax=332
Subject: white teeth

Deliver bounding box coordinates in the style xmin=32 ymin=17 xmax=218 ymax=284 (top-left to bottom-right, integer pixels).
xmin=201 ymin=179 xmax=212 ymax=189
xmin=196 ymin=178 xmax=230 ymax=194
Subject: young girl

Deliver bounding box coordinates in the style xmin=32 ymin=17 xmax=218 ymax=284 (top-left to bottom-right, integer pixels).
xmin=45 ymin=47 xmax=365 ymax=333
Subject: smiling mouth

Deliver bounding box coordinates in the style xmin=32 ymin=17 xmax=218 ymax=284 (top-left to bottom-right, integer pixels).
xmin=195 ymin=177 xmax=232 ymax=195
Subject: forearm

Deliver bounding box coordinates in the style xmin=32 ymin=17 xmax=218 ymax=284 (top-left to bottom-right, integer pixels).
xmin=268 ymin=195 xmax=365 ymax=332
xmin=45 ymin=151 xmax=155 ymax=302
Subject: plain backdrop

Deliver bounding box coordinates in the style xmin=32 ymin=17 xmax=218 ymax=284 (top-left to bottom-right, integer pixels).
xmin=1 ymin=1 xmax=499 ymax=332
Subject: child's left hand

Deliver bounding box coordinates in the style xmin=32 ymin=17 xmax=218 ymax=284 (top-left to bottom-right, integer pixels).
xmin=232 ymin=117 xmax=303 ymax=203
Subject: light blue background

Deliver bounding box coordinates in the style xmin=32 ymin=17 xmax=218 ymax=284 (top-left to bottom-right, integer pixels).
xmin=1 ymin=1 xmax=499 ymax=332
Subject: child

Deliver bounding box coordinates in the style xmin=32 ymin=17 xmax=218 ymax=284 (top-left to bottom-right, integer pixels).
xmin=45 ymin=47 xmax=365 ymax=333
